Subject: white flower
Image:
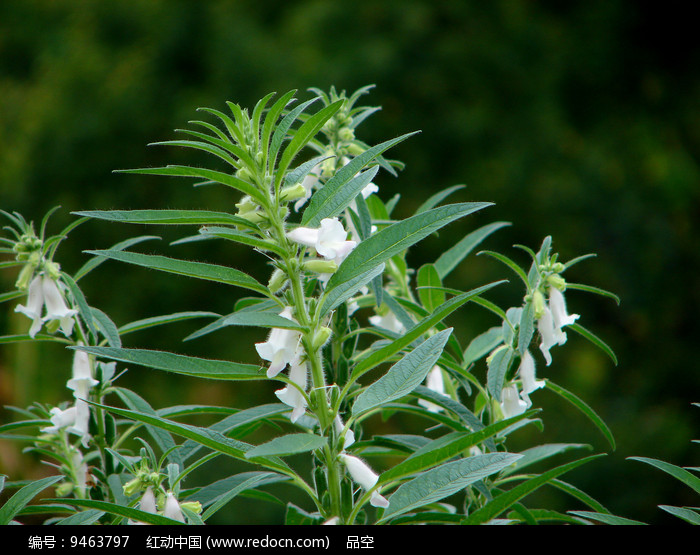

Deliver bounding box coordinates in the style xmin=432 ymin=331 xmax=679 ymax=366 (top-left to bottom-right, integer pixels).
xmin=537 ymin=287 xmax=579 ymax=366
xmin=500 ymin=385 xmax=529 ymax=419
xmin=549 ymin=287 xmax=579 ymax=330
xmin=66 ymin=349 xmax=98 ymax=447
xmin=518 ymin=350 xmax=545 ymax=396
xmin=322 ymin=517 xmax=339 ymax=525
xmin=287 ymin=218 xmax=357 ymax=264
xmin=255 ymin=307 xmax=302 ymax=378
xmin=334 ymin=414 xmax=355 ymax=449
xmin=140 ymin=487 xmax=157 ymax=514
xmin=72 ymin=450 xmax=89 ymax=497
xmin=41 ymin=275 xmax=78 ymax=337
xmin=163 ymin=492 xmax=185 ymax=523
xmin=14 ymin=275 xmax=45 ymax=338
xmin=339 ymin=454 xmax=389 ymax=509
xmin=369 ymin=311 xmax=405 ymax=334
xmin=418 ymin=365 xmax=447 ymax=413
xmin=275 ymin=361 xmax=308 ymax=423
xmin=41 ymin=406 xmax=77 ymax=434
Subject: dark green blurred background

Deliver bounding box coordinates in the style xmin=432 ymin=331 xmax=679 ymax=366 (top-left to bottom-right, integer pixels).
xmin=1 ymin=0 xmax=698 ymax=524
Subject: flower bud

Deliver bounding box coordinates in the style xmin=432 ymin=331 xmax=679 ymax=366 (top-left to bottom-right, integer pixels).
xmin=346 ymin=143 xmax=365 ymax=156
xmin=338 ymin=127 xmax=355 ymax=142
xmin=280 ymin=183 xmax=308 ymax=203
xmin=268 ymin=268 xmax=288 ymax=294
xmin=312 ymin=327 xmax=332 ymax=350
xmin=547 ymin=274 xmax=566 ymax=291
xmin=15 ymin=262 xmax=36 ymax=291
xmin=532 ymin=289 xmax=546 ymax=320
xmin=123 ymin=477 xmax=143 ymax=497
xmin=179 ymin=501 xmax=202 ymax=514
xmin=235 ymin=196 xmax=258 ymax=215
xmin=44 ymin=261 xmax=61 ymax=280
xmin=236 ymin=167 xmax=253 ymax=182
xmin=56 ymin=481 xmax=74 ymax=497
xmin=552 ymin=262 xmax=566 ymax=273
xmin=302 ymin=259 xmax=338 ymax=274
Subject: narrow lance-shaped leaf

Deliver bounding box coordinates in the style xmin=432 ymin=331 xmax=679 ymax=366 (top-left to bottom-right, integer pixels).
xmin=0 ymin=475 xmax=63 ymax=525
xmin=302 ymin=132 xmax=418 ymax=227
xmin=73 ymin=346 xmax=264 ymax=381
xmin=434 ymin=221 xmax=511 ymax=280
xmin=84 ymin=250 xmax=269 ymax=296
xmin=244 ymin=434 xmax=327 ymax=459
xmin=73 ymin=209 xmax=255 ymax=229
xmin=463 ymin=454 xmax=605 ymax=525
xmin=379 ymin=453 xmax=522 ymax=522
xmin=352 ymin=328 xmax=452 ymax=417
xmin=327 ymin=202 xmax=492 ymax=292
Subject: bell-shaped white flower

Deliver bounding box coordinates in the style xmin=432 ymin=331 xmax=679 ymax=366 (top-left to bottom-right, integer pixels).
xmin=537 ymin=305 xmax=565 ymax=366
xmin=334 ymin=414 xmax=355 ymax=449
xmin=418 ymin=365 xmax=447 ymax=413
xmin=140 ymin=487 xmax=157 ymax=514
xmin=500 ymin=385 xmax=529 ymax=419
xmin=72 ymin=450 xmax=90 ymax=497
xmin=41 ymin=275 xmax=78 ymax=337
xmin=339 ymin=454 xmax=389 ymax=509
xmin=14 ymin=274 xmax=45 ymax=338
xmin=287 ymin=218 xmax=357 ymax=264
xmin=41 ymin=406 xmax=77 ymax=434
xmin=255 ymin=307 xmax=302 ymax=378
xmin=163 ymin=492 xmax=185 ymax=523
xmin=66 ymin=349 xmax=98 ymax=446
xmin=275 ymin=361 xmax=308 ymax=423
xmin=549 ymin=287 xmax=579 ymax=330
xmin=518 ymin=350 xmax=545 ymax=396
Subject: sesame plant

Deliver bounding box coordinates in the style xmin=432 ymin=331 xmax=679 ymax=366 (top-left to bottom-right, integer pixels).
xmin=0 ymin=87 xmax=625 ymax=525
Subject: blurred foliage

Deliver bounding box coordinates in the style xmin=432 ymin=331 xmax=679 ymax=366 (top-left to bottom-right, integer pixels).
xmin=1 ymin=0 xmax=698 ymax=524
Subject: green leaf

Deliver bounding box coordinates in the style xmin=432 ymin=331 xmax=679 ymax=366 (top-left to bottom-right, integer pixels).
xmin=148 ymin=139 xmax=238 ymax=167
xmin=268 ymin=97 xmax=319 ymax=168
xmin=118 ymin=311 xmax=219 ymax=336
xmin=73 ymin=209 xmax=253 ymax=228
xmin=0 ymin=475 xmax=63 ymax=525
xmin=380 ymin=453 xmax=522 ymax=522
xmin=352 ymin=329 xmax=452 ymax=417
xmin=413 ymin=184 xmax=466 ymax=215
xmin=658 ymin=505 xmax=700 ymax=525
xmin=117 ymin=165 xmax=267 ymax=204
xmin=198 ymin=226 xmax=285 ymax=256
xmin=318 ymin=263 xmax=385 ymax=318
xmin=114 ymin=388 xmax=183 ymax=470
xmin=84 ymin=249 xmax=268 ymax=296
xmin=434 ymin=222 xmax=510 ymax=279
xmin=74 ymin=346 xmax=264 ymax=381
xmin=91 ymin=307 xmax=121 ymax=348
xmin=546 ymin=380 xmax=615 ymax=451
xmin=74 ymin=235 xmax=161 ymax=282
xmin=565 ymin=283 xmax=621 ymax=305
xmin=301 ymin=133 xmax=418 ymax=227
xmin=91 ymin=402 xmax=292 ymax=476
xmin=568 ymin=510 xmax=647 ymax=525
xmin=245 ymin=434 xmax=327 ymax=459
xmin=61 ymin=272 xmax=98 ymax=342
xmin=56 ymin=509 xmax=105 ymax=525
xmin=381 ymin=411 xmax=536 ymax=484
xmin=186 ymin=471 xmax=286 ymax=509
xmin=568 ymin=323 xmax=618 ymax=365
xmin=185 ymin=308 xmax=303 ymax=342
xmin=352 ymin=282 xmax=505 ymax=382
xmin=276 ymin=100 xmax=344 ymax=189
xmin=478 ymin=250 xmax=529 ymax=286
xmin=327 ymin=202 xmax=491 ymax=292
xmin=486 ymin=346 xmax=514 ymax=402
xmin=48 ymin=499 xmax=184 ymax=525
xmin=464 ymin=454 xmax=605 ymax=524
xmin=501 ymin=443 xmax=592 ymax=477
xmin=417 ymin=264 xmax=444 ymax=313
xmin=517 ymin=301 xmax=535 ymax=354
xmin=300 ymin=166 xmax=379 ymax=228
xmin=200 ymin=473 xmax=285 ymax=521
xmin=463 ymin=326 xmax=503 ymax=367
xmin=628 ymin=457 xmax=700 ymax=494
